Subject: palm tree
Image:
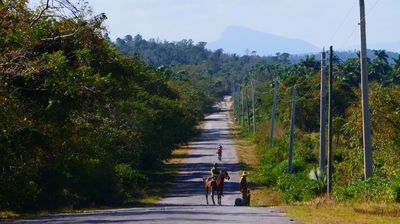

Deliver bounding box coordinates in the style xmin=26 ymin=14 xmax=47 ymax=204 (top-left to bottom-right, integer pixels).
xmin=394 ymin=56 xmax=400 ymax=71
xmin=373 ymin=50 xmax=389 ymax=64
xmin=369 ymin=50 xmax=392 ymax=83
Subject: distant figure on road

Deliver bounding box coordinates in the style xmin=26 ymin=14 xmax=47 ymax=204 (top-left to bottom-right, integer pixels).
xmin=240 ymin=171 xmax=250 ymax=206
xmin=216 ymin=144 xmax=223 ymax=161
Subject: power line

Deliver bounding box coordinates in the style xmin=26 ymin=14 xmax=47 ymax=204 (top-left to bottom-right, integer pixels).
xmin=326 ymin=0 xmax=358 ymax=46
xmin=277 ymin=82 xmax=320 ymax=103
xmin=337 ymin=0 xmax=383 ymax=50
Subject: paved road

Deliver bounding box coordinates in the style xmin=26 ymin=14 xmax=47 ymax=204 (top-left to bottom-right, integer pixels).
xmin=11 ymin=97 xmax=300 ymax=224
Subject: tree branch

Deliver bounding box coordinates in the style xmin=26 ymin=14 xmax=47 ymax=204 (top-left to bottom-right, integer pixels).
xmin=40 ymin=29 xmax=80 ymax=41
xmin=30 ymin=0 xmax=50 ymax=27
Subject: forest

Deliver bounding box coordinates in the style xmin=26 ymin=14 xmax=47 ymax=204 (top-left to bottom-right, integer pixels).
xmin=0 ymin=1 xmax=216 ymax=211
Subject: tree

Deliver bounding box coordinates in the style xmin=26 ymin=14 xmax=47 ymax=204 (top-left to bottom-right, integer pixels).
xmin=369 ymin=50 xmax=392 ymax=84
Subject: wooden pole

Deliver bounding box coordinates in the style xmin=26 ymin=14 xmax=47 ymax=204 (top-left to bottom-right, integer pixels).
xmin=288 ymin=86 xmax=296 ymax=174
xmin=246 ymin=87 xmax=250 ymax=131
xmin=241 ymin=88 xmax=245 ymax=126
xmin=269 ymin=79 xmax=278 ymax=148
xmin=232 ymin=84 xmax=235 ymax=115
xmin=251 ymin=79 xmax=256 ymax=134
xmin=237 ymin=87 xmax=241 ymax=121
xmin=320 ymin=50 xmax=327 ymax=173
xmin=359 ymin=0 xmax=373 ymax=179
xmin=327 ymin=46 xmax=333 ymax=197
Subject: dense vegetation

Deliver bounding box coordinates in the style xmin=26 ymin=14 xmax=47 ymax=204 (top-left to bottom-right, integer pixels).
xmin=233 ymin=50 xmax=400 ymax=203
xmin=115 ymin=31 xmax=400 ymax=204
xmin=0 ymin=1 xmax=214 ymax=211
xmin=113 ymin=35 xmax=292 ymax=90
xmin=2 ymin=0 xmax=400 ymax=214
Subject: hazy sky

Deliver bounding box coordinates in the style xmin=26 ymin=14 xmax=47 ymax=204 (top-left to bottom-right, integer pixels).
xmin=84 ymin=1 xmax=399 ymax=50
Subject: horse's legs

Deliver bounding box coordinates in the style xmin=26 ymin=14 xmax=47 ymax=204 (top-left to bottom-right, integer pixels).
xmin=205 ymin=187 xmax=208 ymax=205
xmin=211 ymin=187 xmax=216 ymax=205
xmin=218 ymin=191 xmax=221 ymax=205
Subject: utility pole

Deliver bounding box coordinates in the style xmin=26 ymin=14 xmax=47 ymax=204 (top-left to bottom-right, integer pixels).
xmin=359 ymin=0 xmax=373 ymax=179
xmin=251 ymin=79 xmax=256 ymax=134
xmin=320 ymin=50 xmax=327 ymax=173
xmin=327 ymin=46 xmax=333 ymax=197
xmin=236 ymin=88 xmax=239 ymax=118
xmin=241 ymin=88 xmax=245 ymax=126
xmin=232 ymin=84 xmax=235 ymax=116
xmin=237 ymin=87 xmax=241 ymax=121
xmin=246 ymin=87 xmax=250 ymax=131
xmin=269 ymin=79 xmax=278 ymax=148
xmin=288 ymin=86 xmax=296 ymax=174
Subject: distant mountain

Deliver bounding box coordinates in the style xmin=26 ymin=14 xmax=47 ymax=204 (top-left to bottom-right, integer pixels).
xmin=206 ymin=26 xmax=320 ymax=56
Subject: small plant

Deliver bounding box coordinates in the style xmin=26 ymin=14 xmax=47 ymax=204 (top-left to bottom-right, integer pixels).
xmin=308 ymin=168 xmax=326 ymax=194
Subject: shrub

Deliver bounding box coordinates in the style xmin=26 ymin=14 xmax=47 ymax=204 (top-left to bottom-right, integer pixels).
xmin=272 ymin=159 xmax=306 ymax=176
xmin=334 ymin=177 xmax=400 ymax=203
xmin=114 ymin=163 xmax=148 ymax=194
xmin=276 ymin=173 xmax=319 ymax=203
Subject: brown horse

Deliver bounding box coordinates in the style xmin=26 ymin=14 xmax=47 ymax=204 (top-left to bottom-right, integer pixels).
xmin=203 ymin=170 xmax=230 ymax=205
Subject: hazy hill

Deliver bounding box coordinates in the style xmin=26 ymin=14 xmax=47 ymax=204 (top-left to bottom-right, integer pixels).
xmin=368 ymin=41 xmax=400 ymax=53
xmin=207 ymin=26 xmax=320 ymax=55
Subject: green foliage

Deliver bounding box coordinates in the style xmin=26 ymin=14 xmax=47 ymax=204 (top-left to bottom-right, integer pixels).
xmin=276 ymin=173 xmax=319 ymax=203
xmin=274 ymin=159 xmax=306 ymax=176
xmin=114 ymin=35 xmax=292 ymax=96
xmin=0 ymin=1 xmax=213 ymax=212
xmin=240 ymin=45 xmax=400 ymax=205
xmin=334 ymin=177 xmax=400 ymax=203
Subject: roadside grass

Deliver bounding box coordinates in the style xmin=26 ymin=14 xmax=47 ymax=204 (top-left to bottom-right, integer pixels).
xmin=231 ymin=121 xmax=400 ymax=224
xmin=285 ymin=202 xmax=400 ymax=224
xmin=231 ymin=122 xmax=284 ymax=207
xmin=0 ymin=211 xmax=19 ymax=220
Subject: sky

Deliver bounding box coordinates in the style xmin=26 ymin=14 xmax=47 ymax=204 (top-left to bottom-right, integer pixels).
xmin=37 ymin=0 xmax=400 ymax=51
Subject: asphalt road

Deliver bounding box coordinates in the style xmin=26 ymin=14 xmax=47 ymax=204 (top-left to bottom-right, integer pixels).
xmin=11 ymin=97 xmax=300 ymax=224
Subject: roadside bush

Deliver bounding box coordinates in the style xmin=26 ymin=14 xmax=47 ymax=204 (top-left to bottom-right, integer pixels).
xmin=334 ymin=177 xmax=400 ymax=203
xmin=114 ymin=163 xmax=148 ymax=195
xmin=256 ymin=141 xmax=288 ymax=186
xmin=276 ymin=173 xmax=319 ymax=203
xmin=273 ymin=159 xmax=306 ymax=176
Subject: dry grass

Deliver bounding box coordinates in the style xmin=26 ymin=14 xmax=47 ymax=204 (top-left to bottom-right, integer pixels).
xmin=234 ymin=133 xmax=259 ymax=167
xmin=166 ymin=146 xmax=191 ymax=165
xmin=353 ymin=202 xmax=400 ymax=217
xmin=0 ymin=211 xmax=19 ymax=220
xmin=166 ymin=120 xmax=205 ymax=165
xmin=285 ymin=201 xmax=400 ymax=224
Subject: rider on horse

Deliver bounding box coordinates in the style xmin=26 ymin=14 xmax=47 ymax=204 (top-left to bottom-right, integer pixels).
xmin=211 ymin=163 xmax=224 ymax=196
xmin=211 ymin=163 xmax=220 ymax=180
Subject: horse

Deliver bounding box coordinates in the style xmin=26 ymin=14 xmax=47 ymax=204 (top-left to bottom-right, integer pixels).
xmin=202 ymin=170 xmax=230 ymax=205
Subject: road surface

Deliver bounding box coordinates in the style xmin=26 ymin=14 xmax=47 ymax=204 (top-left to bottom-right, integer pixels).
xmin=11 ymin=97 xmax=300 ymax=224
